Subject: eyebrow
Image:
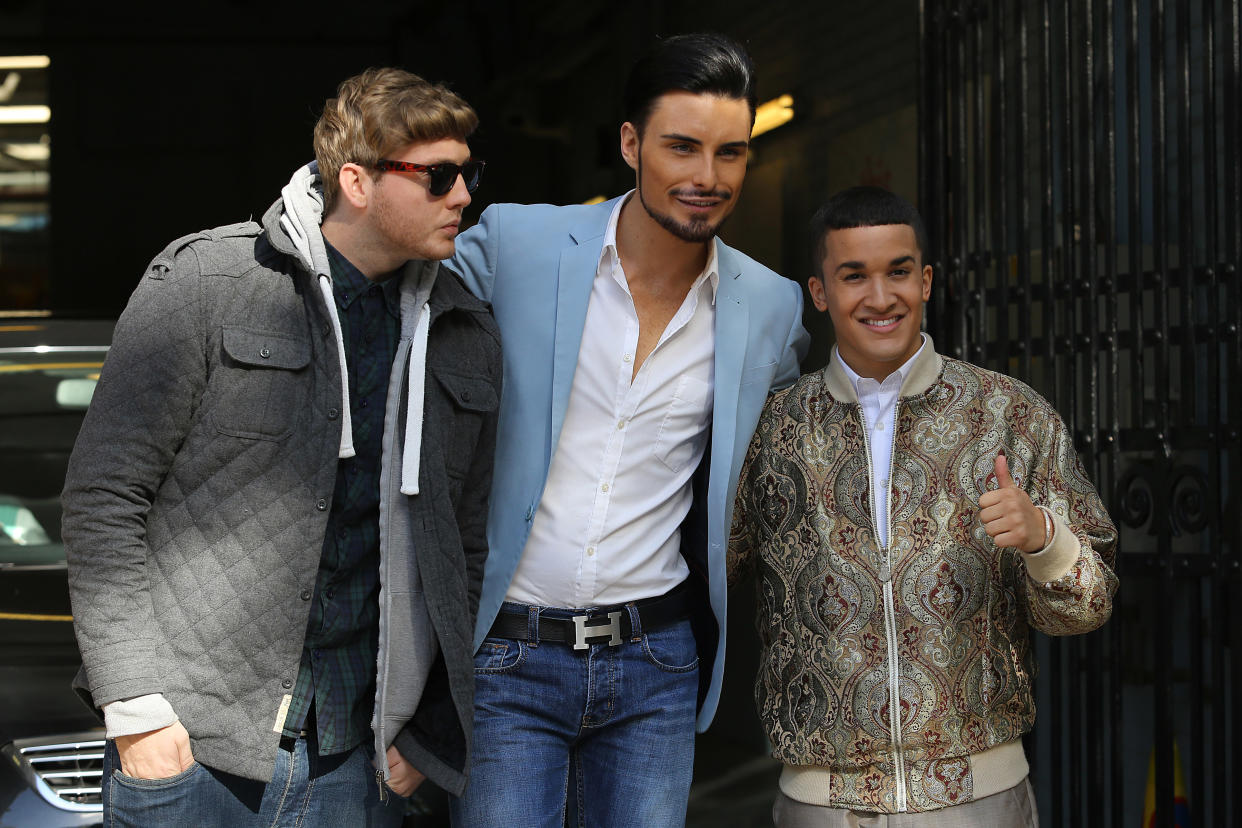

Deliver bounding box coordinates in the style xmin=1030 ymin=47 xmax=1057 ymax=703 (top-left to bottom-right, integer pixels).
xmin=833 ymin=255 xmax=916 ymax=274
xmin=659 ymin=133 xmax=750 ymax=151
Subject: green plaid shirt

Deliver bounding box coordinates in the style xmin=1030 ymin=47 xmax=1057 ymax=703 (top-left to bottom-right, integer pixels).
xmin=282 ymin=243 xmax=401 ymax=754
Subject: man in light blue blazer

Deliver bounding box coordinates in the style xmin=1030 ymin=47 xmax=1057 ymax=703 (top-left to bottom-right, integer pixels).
xmin=446 ymin=33 xmax=809 ymax=827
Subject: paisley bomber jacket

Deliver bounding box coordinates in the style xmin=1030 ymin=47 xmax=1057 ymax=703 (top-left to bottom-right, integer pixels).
xmin=728 ymin=339 xmax=1118 ymax=813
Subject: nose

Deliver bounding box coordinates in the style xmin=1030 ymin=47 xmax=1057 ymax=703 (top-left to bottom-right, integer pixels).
xmin=864 ymin=275 xmax=895 ymax=310
xmin=690 ymin=155 xmax=718 ymax=191
xmin=445 ymin=171 xmax=472 ymax=209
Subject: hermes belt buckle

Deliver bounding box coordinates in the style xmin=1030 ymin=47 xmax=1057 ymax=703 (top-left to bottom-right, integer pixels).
xmin=571 ymin=611 xmax=623 ymax=650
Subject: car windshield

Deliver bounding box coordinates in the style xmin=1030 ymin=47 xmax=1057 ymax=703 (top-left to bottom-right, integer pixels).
xmin=0 ymin=348 xmax=104 ymax=567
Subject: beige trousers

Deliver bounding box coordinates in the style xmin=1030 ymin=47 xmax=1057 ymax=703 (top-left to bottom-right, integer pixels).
xmin=772 ymin=778 xmax=1038 ymax=828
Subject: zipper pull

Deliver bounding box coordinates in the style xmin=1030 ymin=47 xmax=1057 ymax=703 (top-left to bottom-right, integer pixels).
xmin=879 ymin=561 xmax=892 ymax=583
xmin=376 ymin=768 xmax=388 ymax=803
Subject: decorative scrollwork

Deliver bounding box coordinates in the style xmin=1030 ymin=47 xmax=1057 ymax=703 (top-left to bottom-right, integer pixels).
xmin=1115 ymin=465 xmax=1155 ymax=531
xmin=1113 ymin=459 xmax=1214 ymax=538
xmin=1169 ymin=464 xmax=1212 ymax=535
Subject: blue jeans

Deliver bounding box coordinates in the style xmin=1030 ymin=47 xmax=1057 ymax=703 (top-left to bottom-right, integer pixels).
xmin=102 ymin=730 xmax=405 ymax=828
xmin=450 ymin=606 xmax=699 ymax=828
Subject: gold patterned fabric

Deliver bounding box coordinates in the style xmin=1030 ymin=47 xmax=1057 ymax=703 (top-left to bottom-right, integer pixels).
xmin=729 ymin=343 xmax=1117 ymax=813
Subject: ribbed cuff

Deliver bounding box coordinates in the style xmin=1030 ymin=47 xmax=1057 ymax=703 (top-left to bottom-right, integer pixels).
xmin=102 ymin=694 xmax=178 ymax=738
xmin=1021 ymin=509 xmax=1077 ymax=583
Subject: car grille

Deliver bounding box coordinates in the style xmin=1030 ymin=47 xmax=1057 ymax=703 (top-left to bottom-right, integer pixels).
xmin=12 ymin=733 xmax=105 ymax=810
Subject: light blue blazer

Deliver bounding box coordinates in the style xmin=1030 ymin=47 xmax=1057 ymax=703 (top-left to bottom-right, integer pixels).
xmin=447 ymin=197 xmax=810 ymax=729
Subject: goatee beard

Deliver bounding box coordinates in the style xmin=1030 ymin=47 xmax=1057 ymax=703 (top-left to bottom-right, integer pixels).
xmin=636 ymin=159 xmax=730 ymax=243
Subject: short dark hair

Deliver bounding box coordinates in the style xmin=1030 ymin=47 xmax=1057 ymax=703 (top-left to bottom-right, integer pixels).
xmin=623 ymin=32 xmax=758 ymax=134
xmin=809 ymin=186 xmax=930 ymax=273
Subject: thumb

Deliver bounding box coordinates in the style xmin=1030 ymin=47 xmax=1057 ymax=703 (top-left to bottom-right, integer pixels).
xmin=994 ymin=452 xmax=1016 ymax=489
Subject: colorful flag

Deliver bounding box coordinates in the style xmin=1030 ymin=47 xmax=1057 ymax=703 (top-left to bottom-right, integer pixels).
xmin=1142 ymin=741 xmax=1190 ymax=828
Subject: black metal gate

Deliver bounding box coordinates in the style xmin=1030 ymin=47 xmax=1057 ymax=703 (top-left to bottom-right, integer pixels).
xmin=918 ymin=1 xmax=1240 ymax=825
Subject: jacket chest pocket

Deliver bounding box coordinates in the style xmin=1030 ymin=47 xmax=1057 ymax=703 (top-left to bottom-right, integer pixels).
xmin=430 ymin=367 xmax=498 ymax=480
xmin=210 ymin=326 xmax=312 ymax=441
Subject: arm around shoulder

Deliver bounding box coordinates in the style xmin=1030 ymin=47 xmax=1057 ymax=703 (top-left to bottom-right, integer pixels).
xmin=773 ymin=279 xmax=810 ymax=390
xmin=448 ymin=203 xmax=503 ymax=302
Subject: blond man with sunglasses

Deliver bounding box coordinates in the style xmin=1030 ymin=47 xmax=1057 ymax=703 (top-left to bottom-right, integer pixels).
xmin=63 ymin=67 xmax=501 ymax=827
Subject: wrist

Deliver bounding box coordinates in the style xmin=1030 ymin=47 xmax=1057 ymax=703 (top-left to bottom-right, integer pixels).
xmin=1036 ymin=506 xmax=1053 ymax=552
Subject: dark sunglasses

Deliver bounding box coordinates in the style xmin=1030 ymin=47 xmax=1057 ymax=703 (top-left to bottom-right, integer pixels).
xmin=373 ymin=158 xmax=486 ymax=196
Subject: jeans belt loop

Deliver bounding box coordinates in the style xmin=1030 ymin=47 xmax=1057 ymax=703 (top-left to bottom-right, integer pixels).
xmin=527 ymin=605 xmax=540 ymax=648
xmin=625 ymin=602 xmax=644 ymax=642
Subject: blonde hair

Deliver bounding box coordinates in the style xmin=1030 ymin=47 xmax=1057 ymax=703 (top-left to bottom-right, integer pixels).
xmin=314 ymin=68 xmax=478 ymax=213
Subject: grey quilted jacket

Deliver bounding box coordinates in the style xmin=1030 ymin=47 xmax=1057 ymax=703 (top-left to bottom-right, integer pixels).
xmin=61 ymin=196 xmax=501 ymax=793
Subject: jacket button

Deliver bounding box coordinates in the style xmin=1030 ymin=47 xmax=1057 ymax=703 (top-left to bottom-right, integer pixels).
xmin=328 ymin=407 xmax=339 ymax=420
xmin=282 ymin=679 xmax=293 ymax=689
xmin=462 ymin=390 xmax=471 ymax=402
xmin=260 ymin=347 xmax=271 ymax=359
xmin=300 ymin=589 xmax=312 ymax=601
xmin=316 ymin=498 xmax=328 ymax=511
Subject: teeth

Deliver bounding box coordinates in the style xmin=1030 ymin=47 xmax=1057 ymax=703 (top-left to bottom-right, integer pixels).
xmin=864 ymin=318 xmax=900 ymax=328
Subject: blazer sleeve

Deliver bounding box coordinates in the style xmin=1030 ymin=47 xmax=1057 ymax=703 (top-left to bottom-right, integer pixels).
xmin=447 ymin=204 xmax=502 ymax=302
xmin=772 ymin=279 xmax=810 ymax=390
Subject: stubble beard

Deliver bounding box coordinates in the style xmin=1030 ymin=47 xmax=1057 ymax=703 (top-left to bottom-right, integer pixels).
xmin=372 ymin=180 xmax=451 ymax=263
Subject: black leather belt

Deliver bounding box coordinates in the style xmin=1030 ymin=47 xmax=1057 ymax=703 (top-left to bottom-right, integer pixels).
xmin=488 ymin=581 xmax=693 ymax=650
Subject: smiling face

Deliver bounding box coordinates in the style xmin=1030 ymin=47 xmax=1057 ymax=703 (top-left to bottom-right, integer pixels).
xmin=620 ymin=91 xmax=751 ymax=243
xmin=809 ymin=223 xmax=933 ymax=380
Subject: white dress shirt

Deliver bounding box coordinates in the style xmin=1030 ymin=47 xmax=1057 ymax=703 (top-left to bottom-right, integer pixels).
xmin=506 ymin=194 xmax=718 ymax=607
xmin=834 ymin=334 xmax=928 ymax=550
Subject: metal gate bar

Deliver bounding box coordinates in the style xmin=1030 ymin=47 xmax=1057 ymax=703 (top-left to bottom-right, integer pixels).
xmin=918 ymin=0 xmax=1241 ymax=824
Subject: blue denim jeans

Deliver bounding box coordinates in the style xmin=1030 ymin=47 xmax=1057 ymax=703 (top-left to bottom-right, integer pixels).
xmin=102 ymin=730 xmax=406 ymax=828
xmin=450 ymin=605 xmax=699 ymax=828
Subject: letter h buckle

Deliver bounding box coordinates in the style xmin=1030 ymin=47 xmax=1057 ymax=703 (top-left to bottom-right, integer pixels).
xmin=571 ymin=611 xmax=623 ymax=650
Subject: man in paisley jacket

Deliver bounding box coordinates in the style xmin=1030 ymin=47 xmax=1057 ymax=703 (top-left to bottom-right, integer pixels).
xmin=729 ymin=186 xmax=1117 ymax=826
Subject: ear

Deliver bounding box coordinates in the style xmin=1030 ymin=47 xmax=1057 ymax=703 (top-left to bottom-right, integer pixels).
xmin=620 ymin=122 xmax=640 ymax=172
xmin=921 ymin=263 xmax=933 ymax=302
xmin=336 ymin=162 xmax=371 ymax=210
xmin=807 ymin=273 xmax=830 ymax=312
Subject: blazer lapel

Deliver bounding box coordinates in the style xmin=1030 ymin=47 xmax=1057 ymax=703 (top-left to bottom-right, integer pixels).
xmin=709 ymin=246 xmax=749 ymax=515
xmin=549 ymin=206 xmax=612 ymax=462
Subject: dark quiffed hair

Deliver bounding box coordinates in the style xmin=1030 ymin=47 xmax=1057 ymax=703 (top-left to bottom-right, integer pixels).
xmin=809 ymin=186 xmax=930 ymax=269
xmin=623 ymin=32 xmax=758 ymax=133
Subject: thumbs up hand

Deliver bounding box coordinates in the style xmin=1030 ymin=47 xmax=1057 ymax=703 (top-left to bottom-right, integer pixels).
xmin=978 ymin=452 xmax=1048 ymax=553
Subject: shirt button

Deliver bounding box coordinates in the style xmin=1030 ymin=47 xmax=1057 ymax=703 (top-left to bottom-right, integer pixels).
xmin=586 ymin=547 xmax=596 ymax=557
xmin=623 ymin=353 xmax=633 ymax=363
xmin=875 ymin=421 xmax=885 ymax=431
xmin=360 ymin=398 xmax=369 ymax=409
xmin=617 ymin=420 xmax=625 ymax=430
xmin=316 ymin=498 xmax=328 ymax=511
xmin=326 ymin=588 xmax=335 ymax=599
xmin=300 ymin=589 xmax=312 ymax=601
xmin=282 ymin=679 xmax=293 ymax=689
xmin=601 ymin=483 xmax=610 ymax=493
xmin=327 ymin=407 xmax=339 ymax=420
xmin=880 ymin=478 xmax=889 ymax=487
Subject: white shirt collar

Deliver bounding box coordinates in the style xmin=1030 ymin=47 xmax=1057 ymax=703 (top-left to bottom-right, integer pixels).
xmin=599 ymin=190 xmax=720 ymax=304
xmin=836 ymin=332 xmax=929 ymax=396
